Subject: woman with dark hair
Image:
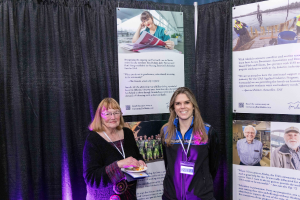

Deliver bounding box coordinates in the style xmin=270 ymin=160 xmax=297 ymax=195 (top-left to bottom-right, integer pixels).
xmin=132 ymin=11 xmax=175 ymax=50
xmin=161 ymin=87 xmax=220 ymax=200
xmin=83 ymin=98 xmax=146 ymax=200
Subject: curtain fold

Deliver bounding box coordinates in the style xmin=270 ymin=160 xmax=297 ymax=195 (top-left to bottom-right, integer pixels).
xmin=196 ymin=1 xmax=231 ymax=199
xmin=0 ymin=0 xmax=196 ymax=199
xmin=195 ymin=1 xmax=300 ymax=200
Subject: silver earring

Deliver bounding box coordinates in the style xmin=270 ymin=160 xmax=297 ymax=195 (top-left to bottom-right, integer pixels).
xmin=176 ymin=114 xmax=178 ymax=119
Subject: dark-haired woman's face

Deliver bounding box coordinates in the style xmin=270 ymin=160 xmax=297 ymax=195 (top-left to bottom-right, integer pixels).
xmin=142 ymin=17 xmax=154 ymax=29
xmin=174 ymin=93 xmax=194 ymax=121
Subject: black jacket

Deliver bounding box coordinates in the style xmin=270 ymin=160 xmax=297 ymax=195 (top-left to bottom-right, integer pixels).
xmin=162 ymin=118 xmax=220 ymax=200
xmin=83 ymin=127 xmax=143 ymax=200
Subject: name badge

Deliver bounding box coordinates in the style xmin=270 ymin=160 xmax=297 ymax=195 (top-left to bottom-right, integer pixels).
xmin=180 ymin=161 xmax=195 ymax=175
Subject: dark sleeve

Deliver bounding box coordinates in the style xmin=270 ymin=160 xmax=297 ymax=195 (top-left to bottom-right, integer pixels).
xmin=124 ymin=128 xmax=144 ymax=161
xmin=105 ymin=161 xmax=125 ymax=184
xmin=161 ymin=128 xmax=168 ymax=171
xmin=234 ymin=28 xmax=238 ymax=34
xmin=208 ymin=127 xmax=220 ymax=180
xmin=83 ymin=133 xmax=124 ymax=188
xmin=162 ymin=142 xmax=168 ymax=171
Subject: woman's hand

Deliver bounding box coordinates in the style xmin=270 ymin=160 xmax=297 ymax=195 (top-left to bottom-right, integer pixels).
xmin=165 ymin=40 xmax=175 ymax=50
xmin=132 ymin=23 xmax=145 ymax=43
xmin=138 ymin=160 xmax=147 ymax=167
xmin=139 ymin=22 xmax=145 ymax=30
xmin=117 ymin=156 xmax=140 ymax=168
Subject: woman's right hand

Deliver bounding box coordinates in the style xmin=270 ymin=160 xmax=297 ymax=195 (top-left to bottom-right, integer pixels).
xmin=139 ymin=22 xmax=145 ymax=30
xmin=117 ymin=156 xmax=140 ymax=168
xmin=132 ymin=23 xmax=145 ymax=43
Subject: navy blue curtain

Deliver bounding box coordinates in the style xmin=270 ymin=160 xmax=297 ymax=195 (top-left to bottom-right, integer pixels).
xmin=195 ymin=1 xmax=231 ymax=199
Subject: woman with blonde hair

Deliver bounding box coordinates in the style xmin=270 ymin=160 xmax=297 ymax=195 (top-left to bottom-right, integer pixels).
xmin=83 ymin=98 xmax=146 ymax=200
xmin=161 ymin=87 xmax=220 ymax=200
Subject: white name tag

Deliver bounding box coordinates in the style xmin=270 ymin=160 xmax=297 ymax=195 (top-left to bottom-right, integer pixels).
xmin=180 ymin=161 xmax=195 ymax=175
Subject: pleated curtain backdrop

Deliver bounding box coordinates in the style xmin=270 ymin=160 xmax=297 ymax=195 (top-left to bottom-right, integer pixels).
xmin=0 ymin=0 xmax=198 ymax=199
xmin=195 ymin=1 xmax=232 ymax=199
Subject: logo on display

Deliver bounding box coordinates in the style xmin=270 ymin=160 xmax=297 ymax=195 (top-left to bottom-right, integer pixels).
xmin=287 ymin=101 xmax=300 ymax=110
xmin=166 ymin=102 xmax=170 ymax=109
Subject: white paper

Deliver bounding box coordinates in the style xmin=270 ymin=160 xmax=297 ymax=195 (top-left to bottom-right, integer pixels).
xmin=233 ymin=164 xmax=300 ymax=200
xmin=118 ymin=53 xmax=184 ymax=115
xmin=233 ymin=43 xmax=300 ymax=115
xmin=232 ymin=0 xmax=300 ymax=115
xmin=136 ymin=161 xmax=166 ymax=200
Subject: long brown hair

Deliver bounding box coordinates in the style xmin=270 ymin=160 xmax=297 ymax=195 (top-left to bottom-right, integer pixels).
xmin=161 ymin=87 xmax=208 ymax=146
xmin=89 ymin=98 xmax=124 ymax=132
xmin=140 ymin=11 xmax=153 ymax=22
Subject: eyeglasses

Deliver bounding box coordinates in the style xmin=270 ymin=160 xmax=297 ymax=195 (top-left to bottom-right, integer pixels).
xmin=245 ymin=132 xmax=255 ymax=135
xmin=102 ymin=111 xmax=122 ymax=118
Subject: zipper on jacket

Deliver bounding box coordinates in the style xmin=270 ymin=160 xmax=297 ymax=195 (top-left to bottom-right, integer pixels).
xmin=201 ymin=166 xmax=206 ymax=191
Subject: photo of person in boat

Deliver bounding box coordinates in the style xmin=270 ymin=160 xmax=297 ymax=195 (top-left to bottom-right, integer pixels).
xmin=296 ymin=14 xmax=300 ymax=36
xmin=232 ymin=1 xmax=300 ymax=51
xmin=233 ymin=20 xmax=252 ymax=49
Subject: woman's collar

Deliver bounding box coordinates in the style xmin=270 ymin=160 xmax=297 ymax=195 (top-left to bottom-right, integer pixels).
xmin=173 ymin=116 xmax=194 ymax=128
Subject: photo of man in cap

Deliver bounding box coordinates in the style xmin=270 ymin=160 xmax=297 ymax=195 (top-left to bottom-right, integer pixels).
xmin=271 ymin=126 xmax=300 ymax=170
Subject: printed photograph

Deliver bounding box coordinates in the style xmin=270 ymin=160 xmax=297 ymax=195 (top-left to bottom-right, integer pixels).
xmin=124 ymin=120 xmax=167 ymax=163
xmin=271 ymin=122 xmax=300 ymax=170
xmin=117 ymin=8 xmax=184 ymax=54
xmin=233 ymin=120 xmax=271 ymax=167
xmin=232 ymin=0 xmax=300 ymax=51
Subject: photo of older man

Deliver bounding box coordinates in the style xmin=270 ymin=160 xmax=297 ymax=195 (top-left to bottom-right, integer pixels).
xmin=237 ymin=125 xmax=263 ymax=166
xmin=271 ymin=126 xmax=300 ymax=170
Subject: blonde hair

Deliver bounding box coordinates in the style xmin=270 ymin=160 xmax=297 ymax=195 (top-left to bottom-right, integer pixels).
xmin=161 ymin=87 xmax=208 ymax=146
xmin=89 ymin=98 xmax=124 ymax=132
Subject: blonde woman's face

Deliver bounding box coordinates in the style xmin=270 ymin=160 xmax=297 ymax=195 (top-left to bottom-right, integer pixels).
xmin=101 ymin=107 xmax=121 ymax=130
xmin=174 ymin=93 xmax=194 ymax=121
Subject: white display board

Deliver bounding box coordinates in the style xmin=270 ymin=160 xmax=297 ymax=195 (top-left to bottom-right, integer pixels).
xmin=233 ymin=120 xmax=300 ymax=200
xmin=232 ymin=0 xmax=300 ymax=115
xmin=136 ymin=161 xmax=166 ymax=200
xmin=233 ymin=165 xmax=300 ymax=200
xmin=117 ymin=8 xmax=184 ymax=115
xmin=118 ymin=53 xmax=184 ymax=115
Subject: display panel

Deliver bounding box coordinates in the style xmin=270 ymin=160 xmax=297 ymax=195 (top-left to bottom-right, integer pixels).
xmin=117 ymin=8 xmax=184 ymax=115
xmin=232 ymin=0 xmax=300 ymax=115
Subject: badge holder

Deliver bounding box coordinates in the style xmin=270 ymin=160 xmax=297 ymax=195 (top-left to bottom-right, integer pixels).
xmin=180 ymin=161 xmax=195 ymax=175
xmin=176 ymin=130 xmax=195 ymax=175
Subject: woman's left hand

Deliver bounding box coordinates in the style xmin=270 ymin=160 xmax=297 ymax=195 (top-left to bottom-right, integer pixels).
xmin=138 ymin=160 xmax=147 ymax=167
xmin=165 ymin=40 xmax=175 ymax=50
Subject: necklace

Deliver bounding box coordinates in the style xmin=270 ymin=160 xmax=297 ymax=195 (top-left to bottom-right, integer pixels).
xmin=103 ymin=131 xmax=125 ymax=159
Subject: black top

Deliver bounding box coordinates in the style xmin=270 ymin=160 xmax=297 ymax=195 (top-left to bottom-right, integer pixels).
xmin=83 ymin=127 xmax=143 ymax=200
xmin=162 ymin=119 xmax=220 ymax=200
